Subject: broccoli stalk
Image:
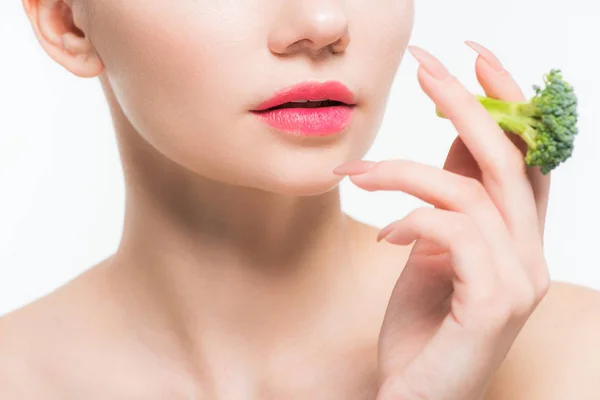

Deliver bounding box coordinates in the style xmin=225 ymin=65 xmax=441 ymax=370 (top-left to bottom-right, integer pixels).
xmin=436 ymin=69 xmax=578 ymax=174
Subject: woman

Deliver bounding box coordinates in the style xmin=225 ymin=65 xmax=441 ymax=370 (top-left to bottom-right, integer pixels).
xmin=2 ymin=0 xmax=599 ymax=398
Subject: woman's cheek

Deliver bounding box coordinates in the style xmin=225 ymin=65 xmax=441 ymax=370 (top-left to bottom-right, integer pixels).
xmin=94 ymin=7 xmax=244 ymax=158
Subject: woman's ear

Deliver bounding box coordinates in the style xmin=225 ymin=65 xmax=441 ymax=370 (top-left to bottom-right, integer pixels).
xmin=21 ymin=0 xmax=104 ymax=78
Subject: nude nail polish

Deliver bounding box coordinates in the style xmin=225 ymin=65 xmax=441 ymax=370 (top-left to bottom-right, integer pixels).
xmin=407 ymin=45 xmax=450 ymax=80
xmin=377 ymin=223 xmax=396 ymax=242
xmin=465 ymin=40 xmax=505 ymax=72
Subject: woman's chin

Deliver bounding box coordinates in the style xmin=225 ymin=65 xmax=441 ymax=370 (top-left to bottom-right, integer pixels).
xmin=249 ymin=169 xmax=348 ymax=197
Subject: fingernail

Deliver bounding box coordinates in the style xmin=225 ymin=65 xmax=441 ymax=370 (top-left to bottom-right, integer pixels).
xmin=333 ymin=160 xmax=377 ymax=176
xmin=464 ymin=40 xmax=504 ymax=72
xmin=376 ymin=222 xmax=396 ymax=242
xmin=407 ymin=45 xmax=450 ymax=81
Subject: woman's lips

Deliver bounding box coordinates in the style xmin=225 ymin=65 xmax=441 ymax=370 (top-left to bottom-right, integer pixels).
xmin=250 ymin=80 xmax=357 ymax=136
xmin=251 ymin=105 xmax=355 ymax=136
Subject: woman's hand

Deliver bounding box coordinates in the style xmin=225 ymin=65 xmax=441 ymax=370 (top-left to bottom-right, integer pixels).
xmin=333 ymin=42 xmax=552 ymax=400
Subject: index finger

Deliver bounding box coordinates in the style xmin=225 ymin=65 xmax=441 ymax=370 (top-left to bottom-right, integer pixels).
xmin=408 ymin=45 xmax=527 ymax=182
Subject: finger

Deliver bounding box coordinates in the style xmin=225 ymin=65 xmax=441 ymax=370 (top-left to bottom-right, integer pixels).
xmin=406 ymin=46 xmax=541 ymax=250
xmin=467 ymin=41 xmax=530 ymax=156
xmin=380 ymin=214 xmax=536 ymax=400
xmin=466 ymin=40 xmax=550 ymax=238
xmin=348 ymin=160 xmax=523 ymax=277
xmin=379 ymin=207 xmax=498 ymax=298
xmin=407 ymin=45 xmax=526 ymax=178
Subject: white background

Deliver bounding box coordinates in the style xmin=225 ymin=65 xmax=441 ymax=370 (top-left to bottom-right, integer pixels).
xmin=1 ymin=0 xmax=598 ymax=316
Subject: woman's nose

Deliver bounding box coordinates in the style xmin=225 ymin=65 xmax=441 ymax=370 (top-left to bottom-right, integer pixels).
xmin=268 ymin=0 xmax=350 ymax=57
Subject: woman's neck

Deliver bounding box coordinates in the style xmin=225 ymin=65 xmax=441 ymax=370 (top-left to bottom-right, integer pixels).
xmin=100 ymin=96 xmax=373 ymax=377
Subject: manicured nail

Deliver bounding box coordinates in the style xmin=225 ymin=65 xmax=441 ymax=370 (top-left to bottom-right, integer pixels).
xmin=376 ymin=222 xmax=396 ymax=242
xmin=407 ymin=45 xmax=450 ymax=81
xmin=464 ymin=40 xmax=504 ymax=72
xmin=333 ymin=160 xmax=377 ymax=176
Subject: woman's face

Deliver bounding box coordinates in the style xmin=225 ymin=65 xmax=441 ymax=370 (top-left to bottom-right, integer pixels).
xmin=85 ymin=0 xmax=414 ymax=195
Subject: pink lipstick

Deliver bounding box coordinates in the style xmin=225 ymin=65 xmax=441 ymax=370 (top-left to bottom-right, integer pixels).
xmin=250 ymin=81 xmax=356 ymax=136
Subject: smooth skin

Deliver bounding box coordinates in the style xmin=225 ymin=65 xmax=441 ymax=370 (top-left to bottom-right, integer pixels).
xmin=2 ymin=0 xmax=600 ymax=398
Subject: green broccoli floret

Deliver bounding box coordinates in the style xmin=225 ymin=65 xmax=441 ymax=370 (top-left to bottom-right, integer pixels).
xmin=436 ymin=69 xmax=578 ymax=174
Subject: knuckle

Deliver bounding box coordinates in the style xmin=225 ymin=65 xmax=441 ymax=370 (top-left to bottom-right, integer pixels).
xmin=465 ymin=270 xmax=542 ymax=333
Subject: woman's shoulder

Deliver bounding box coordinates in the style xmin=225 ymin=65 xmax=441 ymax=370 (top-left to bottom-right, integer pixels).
xmin=0 ymin=292 xmax=63 ymax=397
xmin=0 ymin=265 xmax=129 ymax=398
xmin=0 ymin=265 xmax=200 ymax=399
xmin=486 ymin=281 xmax=600 ymax=399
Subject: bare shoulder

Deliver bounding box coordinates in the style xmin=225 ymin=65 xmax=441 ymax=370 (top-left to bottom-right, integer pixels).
xmin=486 ymin=281 xmax=600 ymax=399
xmin=0 ymin=297 xmax=59 ymax=398
xmin=0 ymin=261 xmax=115 ymax=398
xmin=0 ymin=263 xmax=195 ymax=399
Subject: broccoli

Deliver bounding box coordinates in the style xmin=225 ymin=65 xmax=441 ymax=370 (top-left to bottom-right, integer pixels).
xmin=435 ymin=69 xmax=578 ymax=174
